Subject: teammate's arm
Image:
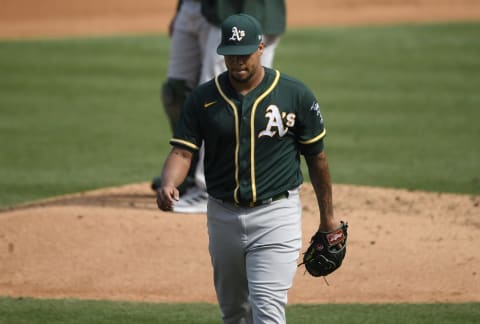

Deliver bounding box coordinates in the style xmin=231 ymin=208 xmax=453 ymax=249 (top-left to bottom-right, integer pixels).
xmin=304 ymin=151 xmax=339 ymax=232
xmin=156 ymin=147 xmax=193 ymax=211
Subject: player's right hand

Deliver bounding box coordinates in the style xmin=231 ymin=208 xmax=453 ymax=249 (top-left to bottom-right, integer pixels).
xmin=156 ymin=186 xmax=179 ymax=211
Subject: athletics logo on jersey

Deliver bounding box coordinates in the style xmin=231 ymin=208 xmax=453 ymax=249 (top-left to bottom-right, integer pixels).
xmin=258 ymin=105 xmax=296 ymax=138
xmin=229 ymin=27 xmax=246 ymax=42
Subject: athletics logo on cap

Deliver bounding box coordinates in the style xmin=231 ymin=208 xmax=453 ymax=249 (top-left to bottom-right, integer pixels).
xmin=229 ymin=27 xmax=246 ymax=42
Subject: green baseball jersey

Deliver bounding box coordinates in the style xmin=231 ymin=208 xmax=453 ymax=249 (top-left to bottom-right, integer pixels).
xmin=171 ymin=68 xmax=326 ymax=204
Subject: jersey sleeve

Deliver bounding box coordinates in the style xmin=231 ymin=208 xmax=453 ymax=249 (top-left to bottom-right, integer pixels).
xmin=169 ymin=91 xmax=202 ymax=152
xmin=295 ymin=86 xmax=326 ymax=155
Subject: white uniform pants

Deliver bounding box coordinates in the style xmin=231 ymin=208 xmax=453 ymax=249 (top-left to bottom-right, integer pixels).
xmin=167 ymin=0 xmax=225 ymax=88
xmin=207 ymin=189 xmax=302 ymax=324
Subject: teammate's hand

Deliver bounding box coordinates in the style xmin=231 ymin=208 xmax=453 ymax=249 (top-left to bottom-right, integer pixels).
xmin=156 ymin=186 xmax=179 ymax=211
xmin=168 ymin=15 xmax=177 ymax=37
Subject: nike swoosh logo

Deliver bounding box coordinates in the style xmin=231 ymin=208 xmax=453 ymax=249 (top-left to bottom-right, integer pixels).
xmin=203 ymin=101 xmax=217 ymax=108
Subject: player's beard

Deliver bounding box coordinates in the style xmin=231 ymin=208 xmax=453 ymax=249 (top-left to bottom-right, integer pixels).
xmin=229 ymin=65 xmax=257 ymax=84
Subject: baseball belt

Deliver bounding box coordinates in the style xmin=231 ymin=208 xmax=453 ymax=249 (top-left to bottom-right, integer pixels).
xmin=219 ymin=192 xmax=289 ymax=208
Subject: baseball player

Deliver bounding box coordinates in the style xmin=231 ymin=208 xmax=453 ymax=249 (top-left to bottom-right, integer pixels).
xmin=156 ymin=14 xmax=341 ymax=324
xmin=152 ymin=0 xmax=286 ymax=214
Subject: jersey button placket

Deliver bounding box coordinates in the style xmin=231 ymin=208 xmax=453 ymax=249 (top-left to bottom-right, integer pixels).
xmin=237 ymin=103 xmax=252 ymax=202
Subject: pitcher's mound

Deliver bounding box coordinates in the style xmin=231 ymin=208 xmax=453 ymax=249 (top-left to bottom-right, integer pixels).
xmin=1 ymin=183 xmax=478 ymax=303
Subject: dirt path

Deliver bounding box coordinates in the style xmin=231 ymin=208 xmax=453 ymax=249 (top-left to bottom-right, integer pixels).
xmin=1 ymin=0 xmax=480 ymax=39
xmin=1 ymin=0 xmax=479 ymax=304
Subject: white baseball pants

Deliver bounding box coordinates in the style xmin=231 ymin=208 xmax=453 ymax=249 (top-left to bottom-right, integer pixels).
xmin=207 ymin=189 xmax=302 ymax=324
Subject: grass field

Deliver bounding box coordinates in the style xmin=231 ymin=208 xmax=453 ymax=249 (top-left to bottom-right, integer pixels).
xmin=0 ymin=297 xmax=479 ymax=324
xmin=1 ymin=22 xmax=479 ymax=323
xmin=1 ymin=22 xmax=479 ymax=208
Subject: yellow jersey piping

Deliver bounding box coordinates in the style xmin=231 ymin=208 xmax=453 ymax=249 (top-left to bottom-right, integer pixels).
xmin=298 ymin=129 xmax=327 ymax=145
xmin=170 ymin=138 xmax=200 ymax=150
xmin=214 ymin=75 xmax=241 ymax=204
xmin=250 ymin=69 xmax=281 ymax=203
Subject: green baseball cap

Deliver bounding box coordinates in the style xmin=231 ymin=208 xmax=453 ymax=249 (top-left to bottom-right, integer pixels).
xmin=217 ymin=14 xmax=263 ymax=56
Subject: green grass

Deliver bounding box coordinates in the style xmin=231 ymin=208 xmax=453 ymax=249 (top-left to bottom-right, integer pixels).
xmin=0 ymin=35 xmax=171 ymax=207
xmin=1 ymin=22 xmax=479 ymax=209
xmin=0 ymin=297 xmax=479 ymax=324
xmin=1 ymin=19 xmax=480 ymax=324
xmin=0 ymin=298 xmax=221 ymax=324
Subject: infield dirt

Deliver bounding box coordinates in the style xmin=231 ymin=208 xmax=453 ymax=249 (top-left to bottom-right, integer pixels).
xmin=1 ymin=0 xmax=479 ymax=304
